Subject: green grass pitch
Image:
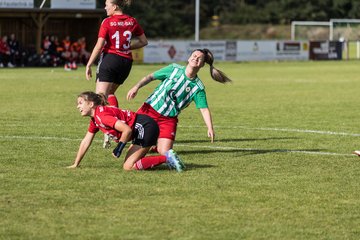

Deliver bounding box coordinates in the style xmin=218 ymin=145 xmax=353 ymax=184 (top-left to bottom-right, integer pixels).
xmin=1 ymin=60 xmax=360 ymax=239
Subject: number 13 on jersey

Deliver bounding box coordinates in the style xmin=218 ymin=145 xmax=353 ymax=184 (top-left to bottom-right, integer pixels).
xmin=111 ymin=30 xmax=132 ymax=50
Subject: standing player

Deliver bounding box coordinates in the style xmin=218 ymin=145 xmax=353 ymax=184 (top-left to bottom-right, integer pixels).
xmin=67 ymin=91 xmax=185 ymax=172
xmin=86 ymin=0 xmax=147 ymax=104
xmin=126 ymin=49 xmax=232 ymax=165
xmin=86 ymin=0 xmax=148 ymax=147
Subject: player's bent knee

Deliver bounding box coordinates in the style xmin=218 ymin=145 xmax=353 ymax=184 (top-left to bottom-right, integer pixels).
xmin=157 ymin=147 xmax=171 ymax=155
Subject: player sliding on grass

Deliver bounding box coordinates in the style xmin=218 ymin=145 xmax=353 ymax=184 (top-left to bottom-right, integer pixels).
xmin=67 ymin=91 xmax=185 ymax=172
xmin=127 ymin=48 xmax=232 ymax=158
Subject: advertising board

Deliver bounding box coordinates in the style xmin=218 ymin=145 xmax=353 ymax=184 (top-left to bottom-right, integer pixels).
xmin=309 ymin=41 xmax=342 ymax=60
xmin=51 ymin=0 xmax=95 ymax=9
xmin=0 ymin=0 xmax=33 ymax=8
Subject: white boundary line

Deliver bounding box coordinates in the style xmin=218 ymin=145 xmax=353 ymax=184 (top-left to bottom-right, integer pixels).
xmin=179 ymin=125 xmax=360 ymax=137
xmin=0 ymin=134 xmax=354 ymax=157
xmin=174 ymin=144 xmax=352 ymax=156
xmin=241 ymin=126 xmax=360 ymax=137
xmin=0 ymin=135 xmax=80 ymax=141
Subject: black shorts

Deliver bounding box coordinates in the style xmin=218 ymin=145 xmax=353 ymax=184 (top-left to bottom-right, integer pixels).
xmin=132 ymin=114 xmax=159 ymax=147
xmin=96 ymin=53 xmax=132 ymax=85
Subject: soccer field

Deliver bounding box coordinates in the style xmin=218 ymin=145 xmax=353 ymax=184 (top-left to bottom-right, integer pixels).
xmin=1 ymin=61 xmax=360 ymax=239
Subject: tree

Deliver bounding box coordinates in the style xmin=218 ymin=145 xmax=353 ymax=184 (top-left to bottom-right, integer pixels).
xmin=36 ymin=0 xmax=360 ymax=38
xmin=128 ymin=0 xmax=193 ymax=38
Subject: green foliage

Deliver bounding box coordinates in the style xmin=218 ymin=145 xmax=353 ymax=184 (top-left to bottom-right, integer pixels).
xmin=217 ymin=0 xmax=360 ymax=25
xmin=1 ymin=61 xmax=360 ymax=239
xmin=128 ymin=0 xmax=194 ymax=39
xmin=33 ymin=0 xmax=360 ymax=38
xmin=129 ymin=0 xmax=360 ymax=37
xmin=200 ymin=24 xmax=291 ymax=40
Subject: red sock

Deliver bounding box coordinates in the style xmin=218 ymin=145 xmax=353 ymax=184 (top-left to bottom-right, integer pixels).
xmin=134 ymin=155 xmax=167 ymax=170
xmin=108 ymin=94 xmax=118 ymax=108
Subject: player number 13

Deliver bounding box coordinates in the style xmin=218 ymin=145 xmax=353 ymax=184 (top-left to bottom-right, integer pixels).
xmin=111 ymin=30 xmax=132 ymax=50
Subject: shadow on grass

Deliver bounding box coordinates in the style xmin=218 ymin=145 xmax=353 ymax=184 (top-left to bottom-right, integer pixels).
xmin=176 ymin=137 xmax=298 ymax=144
xmin=146 ymin=163 xmax=215 ymax=171
xmin=183 ymin=163 xmax=216 ymax=170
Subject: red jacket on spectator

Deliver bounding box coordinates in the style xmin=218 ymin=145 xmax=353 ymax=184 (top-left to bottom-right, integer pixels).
xmin=0 ymin=36 xmax=10 ymax=55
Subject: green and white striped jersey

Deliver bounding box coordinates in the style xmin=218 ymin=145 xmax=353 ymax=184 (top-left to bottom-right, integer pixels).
xmin=146 ymin=63 xmax=208 ymax=117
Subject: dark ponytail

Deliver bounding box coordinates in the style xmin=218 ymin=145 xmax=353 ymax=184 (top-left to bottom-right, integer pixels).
xmin=111 ymin=0 xmax=132 ymax=8
xmin=193 ymin=48 xmax=232 ymax=84
xmin=78 ymin=91 xmax=108 ymax=106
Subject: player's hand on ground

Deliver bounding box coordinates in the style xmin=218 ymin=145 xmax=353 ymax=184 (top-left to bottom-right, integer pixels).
xmin=208 ymin=129 xmax=215 ymax=143
xmin=112 ymin=147 xmax=122 ymax=158
xmin=112 ymin=141 xmax=126 ymax=158
xmin=66 ymin=163 xmax=78 ymax=169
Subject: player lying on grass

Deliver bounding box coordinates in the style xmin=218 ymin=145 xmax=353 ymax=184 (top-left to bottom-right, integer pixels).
xmin=126 ymin=48 xmax=232 ymax=156
xmin=67 ymin=91 xmax=185 ymax=172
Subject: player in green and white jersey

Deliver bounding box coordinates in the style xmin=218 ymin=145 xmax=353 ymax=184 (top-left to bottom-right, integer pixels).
xmin=127 ymin=49 xmax=231 ymax=171
xmin=145 ymin=62 xmax=208 ymax=117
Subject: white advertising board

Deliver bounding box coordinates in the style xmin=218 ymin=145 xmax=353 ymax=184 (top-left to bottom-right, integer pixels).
xmin=236 ymin=40 xmax=309 ymax=61
xmin=143 ymin=41 xmax=188 ymax=63
xmin=143 ymin=40 xmax=228 ymax=63
xmin=143 ymin=40 xmax=309 ymax=63
xmin=0 ymin=0 xmax=33 ymax=8
xmin=51 ymin=0 xmax=95 ymax=9
xmin=187 ymin=41 xmax=227 ymax=61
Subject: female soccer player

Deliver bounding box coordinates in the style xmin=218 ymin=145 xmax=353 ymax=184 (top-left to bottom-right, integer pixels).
xmin=86 ymin=0 xmax=148 ymax=148
xmin=67 ymin=91 xmax=185 ymax=172
xmin=126 ymin=48 xmax=232 ymax=161
xmin=85 ymin=0 xmax=148 ymax=104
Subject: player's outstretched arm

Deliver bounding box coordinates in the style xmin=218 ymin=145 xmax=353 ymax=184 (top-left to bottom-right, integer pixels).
xmin=127 ymin=74 xmax=155 ymax=100
xmin=85 ymin=38 xmax=105 ymax=81
xmin=200 ymin=108 xmax=215 ymax=143
xmin=67 ymin=131 xmax=95 ymax=168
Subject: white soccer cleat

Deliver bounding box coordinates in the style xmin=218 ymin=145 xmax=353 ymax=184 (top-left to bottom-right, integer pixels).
xmin=165 ymin=149 xmax=185 ymax=172
xmin=353 ymin=150 xmax=360 ymax=157
xmin=103 ymin=134 xmax=111 ymax=149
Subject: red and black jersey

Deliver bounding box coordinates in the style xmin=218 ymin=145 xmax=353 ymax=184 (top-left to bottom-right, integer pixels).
xmin=98 ymin=14 xmax=144 ymax=59
xmin=88 ymin=105 xmax=137 ymax=141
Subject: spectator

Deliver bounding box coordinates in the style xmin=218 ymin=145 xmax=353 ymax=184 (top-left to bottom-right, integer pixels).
xmin=78 ymin=37 xmax=90 ymax=65
xmin=39 ymin=35 xmax=58 ymax=66
xmin=0 ymin=35 xmax=11 ymax=67
xmin=7 ymin=33 xmax=20 ymax=67
xmin=42 ymin=35 xmax=51 ymax=52
xmin=70 ymin=38 xmax=81 ymax=68
xmin=61 ymin=35 xmax=76 ymax=70
xmin=49 ymin=35 xmax=61 ymax=66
